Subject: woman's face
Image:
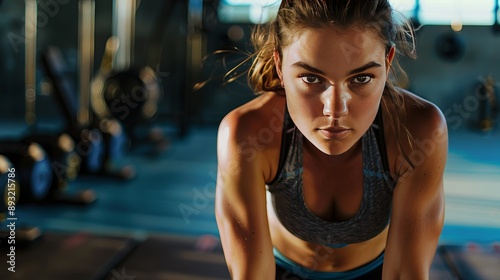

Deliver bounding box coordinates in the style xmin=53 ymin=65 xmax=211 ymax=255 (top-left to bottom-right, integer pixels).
xmin=275 ymin=26 xmax=394 ymax=156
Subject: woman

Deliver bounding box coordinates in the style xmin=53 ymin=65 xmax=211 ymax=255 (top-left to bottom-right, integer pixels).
xmin=215 ymin=1 xmax=448 ymax=279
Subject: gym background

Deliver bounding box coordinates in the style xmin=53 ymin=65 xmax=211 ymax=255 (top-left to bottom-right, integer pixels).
xmin=0 ymin=0 xmax=499 ymax=279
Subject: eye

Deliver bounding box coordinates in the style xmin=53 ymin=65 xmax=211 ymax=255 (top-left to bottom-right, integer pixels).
xmin=300 ymin=75 xmax=322 ymax=84
xmin=352 ymin=75 xmax=373 ymax=84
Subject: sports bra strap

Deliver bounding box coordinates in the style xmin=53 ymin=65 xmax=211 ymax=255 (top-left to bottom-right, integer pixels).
xmin=267 ymin=105 xmax=294 ymax=185
xmin=373 ymin=107 xmax=393 ymax=181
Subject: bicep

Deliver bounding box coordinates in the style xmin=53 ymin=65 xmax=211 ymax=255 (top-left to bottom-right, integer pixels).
xmin=215 ymin=117 xmax=275 ymax=279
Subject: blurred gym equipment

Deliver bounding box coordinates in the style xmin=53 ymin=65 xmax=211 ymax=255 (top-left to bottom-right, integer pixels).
xmin=0 ymin=2 xmax=52 ymax=205
xmin=436 ymin=31 xmax=466 ymax=62
xmin=476 ymin=75 xmax=498 ymax=131
xmin=90 ymin=0 xmax=174 ymax=153
xmin=41 ymin=46 xmax=134 ymax=180
xmin=39 ymin=0 xmax=134 ymax=180
xmin=0 ymin=0 xmax=97 ymax=207
xmin=0 ymin=141 xmax=52 ymax=204
xmin=20 ymin=133 xmax=97 ymax=205
xmin=77 ymin=0 xmax=135 ymax=179
xmin=23 ymin=6 xmax=82 ymax=182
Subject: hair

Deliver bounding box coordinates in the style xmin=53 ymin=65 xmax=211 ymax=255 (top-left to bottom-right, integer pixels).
xmin=244 ymin=0 xmax=418 ymax=176
xmin=249 ymin=0 xmax=416 ymax=90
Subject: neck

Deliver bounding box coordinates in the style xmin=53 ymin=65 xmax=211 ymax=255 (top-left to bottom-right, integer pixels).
xmin=304 ymin=137 xmax=362 ymax=166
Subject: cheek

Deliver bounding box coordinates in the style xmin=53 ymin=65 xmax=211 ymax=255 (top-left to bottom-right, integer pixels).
xmin=285 ymin=85 xmax=325 ymax=116
xmin=285 ymin=94 xmax=323 ymax=131
xmin=350 ymin=101 xmax=379 ymax=121
xmin=287 ymin=97 xmax=318 ymax=120
xmin=348 ymin=94 xmax=383 ymax=128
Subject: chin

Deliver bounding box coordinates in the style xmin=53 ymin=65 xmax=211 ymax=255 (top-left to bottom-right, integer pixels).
xmin=310 ymin=131 xmax=362 ymax=157
xmin=319 ymin=144 xmax=352 ymax=156
xmin=301 ymin=125 xmax=362 ymax=157
xmin=309 ymin=137 xmax=352 ymax=156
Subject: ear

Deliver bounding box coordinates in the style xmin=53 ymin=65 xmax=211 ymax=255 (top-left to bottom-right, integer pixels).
xmin=273 ymin=49 xmax=284 ymax=87
xmin=385 ymin=46 xmax=396 ymax=74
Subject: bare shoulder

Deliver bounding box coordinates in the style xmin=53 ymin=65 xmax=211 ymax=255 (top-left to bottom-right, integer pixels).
xmin=219 ymin=91 xmax=285 ymax=141
xmin=386 ymin=88 xmax=449 ymax=180
xmin=384 ymin=88 xmax=449 ymax=180
xmin=400 ymin=88 xmax=448 ymax=145
xmin=217 ymin=91 xmax=286 ymax=181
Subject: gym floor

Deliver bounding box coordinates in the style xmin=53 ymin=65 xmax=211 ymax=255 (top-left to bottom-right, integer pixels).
xmin=1 ymin=122 xmax=499 ymax=279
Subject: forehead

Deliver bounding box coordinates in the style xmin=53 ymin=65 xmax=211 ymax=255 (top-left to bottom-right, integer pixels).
xmin=282 ymin=26 xmax=386 ymax=71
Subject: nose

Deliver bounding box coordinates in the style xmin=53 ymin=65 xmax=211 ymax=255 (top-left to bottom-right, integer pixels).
xmin=322 ymin=86 xmax=348 ymax=118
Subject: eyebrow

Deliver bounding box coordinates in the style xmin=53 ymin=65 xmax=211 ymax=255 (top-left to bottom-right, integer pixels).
xmin=291 ymin=61 xmax=383 ymax=76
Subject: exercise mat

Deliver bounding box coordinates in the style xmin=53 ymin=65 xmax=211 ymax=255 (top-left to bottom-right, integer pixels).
xmin=105 ymin=234 xmax=230 ymax=280
xmin=0 ymin=231 xmax=136 ymax=280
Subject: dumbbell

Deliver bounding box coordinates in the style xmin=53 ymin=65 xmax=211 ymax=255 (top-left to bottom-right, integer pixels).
xmin=22 ymin=132 xmax=81 ymax=196
xmin=40 ymin=46 xmax=129 ymax=179
xmin=22 ymin=133 xmax=96 ymax=205
xmin=0 ymin=140 xmax=53 ymax=203
xmin=66 ymin=127 xmax=106 ymax=175
xmin=93 ymin=117 xmax=135 ymax=180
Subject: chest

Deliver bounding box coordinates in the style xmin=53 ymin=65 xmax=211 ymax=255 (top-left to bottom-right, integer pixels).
xmin=301 ymin=147 xmax=364 ymax=222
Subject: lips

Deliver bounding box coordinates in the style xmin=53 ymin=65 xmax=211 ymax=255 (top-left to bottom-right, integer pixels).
xmin=318 ymin=126 xmax=352 ymax=139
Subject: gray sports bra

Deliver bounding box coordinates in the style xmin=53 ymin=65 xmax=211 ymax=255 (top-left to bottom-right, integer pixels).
xmin=266 ymin=107 xmax=396 ymax=246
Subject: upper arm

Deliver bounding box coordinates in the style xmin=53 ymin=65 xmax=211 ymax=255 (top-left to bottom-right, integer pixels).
xmin=215 ymin=111 xmax=276 ymax=279
xmin=383 ymin=101 xmax=448 ymax=279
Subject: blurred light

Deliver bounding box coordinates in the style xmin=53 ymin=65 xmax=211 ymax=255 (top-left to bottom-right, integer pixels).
xmin=224 ymin=0 xmax=279 ymax=6
xmin=227 ymin=25 xmax=245 ymax=42
xmin=389 ymin=0 xmax=416 ymax=17
xmin=451 ymin=18 xmax=463 ymax=32
xmin=249 ymin=4 xmax=269 ymax=24
xmin=0 ymin=155 xmax=9 ymax=173
xmin=218 ymin=0 xmax=497 ymax=26
xmin=57 ymin=133 xmax=75 ymax=153
xmin=28 ymin=143 xmax=45 ymax=162
xmin=218 ymin=0 xmax=280 ymax=23
xmin=419 ymin=0 xmax=495 ymax=25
